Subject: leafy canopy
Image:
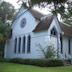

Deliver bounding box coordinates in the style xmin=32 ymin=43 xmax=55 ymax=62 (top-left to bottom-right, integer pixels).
xmin=0 ymin=1 xmax=15 ymax=23
xmin=18 ymin=0 xmax=72 ymax=25
xmin=0 ymin=20 xmax=11 ymax=43
xmin=0 ymin=1 xmax=14 ymax=43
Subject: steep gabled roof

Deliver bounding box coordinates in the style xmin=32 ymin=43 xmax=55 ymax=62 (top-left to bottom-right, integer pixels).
xmin=12 ymin=6 xmax=72 ymax=37
xmin=60 ymin=23 xmax=72 ymax=37
xmin=33 ymin=15 xmax=53 ymax=32
xmin=30 ymin=9 xmax=44 ymax=20
xmin=31 ymin=10 xmax=72 ymax=37
xmin=12 ymin=8 xmax=43 ymax=23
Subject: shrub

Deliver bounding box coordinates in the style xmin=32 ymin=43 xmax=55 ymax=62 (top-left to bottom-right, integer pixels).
xmin=0 ymin=58 xmax=9 ymax=62
xmin=9 ymin=59 xmax=64 ymax=67
xmin=37 ymin=44 xmax=56 ymax=59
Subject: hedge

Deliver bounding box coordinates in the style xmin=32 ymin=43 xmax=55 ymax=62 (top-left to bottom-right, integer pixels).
xmin=9 ymin=59 xmax=64 ymax=67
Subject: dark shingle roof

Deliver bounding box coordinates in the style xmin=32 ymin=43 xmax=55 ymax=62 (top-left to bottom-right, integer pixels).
xmin=12 ymin=7 xmax=72 ymax=37
xmin=60 ymin=23 xmax=72 ymax=37
xmin=33 ymin=15 xmax=53 ymax=32
xmin=31 ymin=10 xmax=72 ymax=37
xmin=30 ymin=9 xmax=44 ymax=20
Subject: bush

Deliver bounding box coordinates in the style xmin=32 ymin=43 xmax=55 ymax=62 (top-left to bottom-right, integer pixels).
xmin=37 ymin=44 xmax=56 ymax=59
xmin=0 ymin=58 xmax=9 ymax=62
xmin=9 ymin=59 xmax=64 ymax=67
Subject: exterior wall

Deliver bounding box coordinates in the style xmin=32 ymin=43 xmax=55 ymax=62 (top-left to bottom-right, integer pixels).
xmin=31 ymin=31 xmax=49 ymax=59
xmin=12 ymin=11 xmax=37 ymax=38
xmin=48 ymin=17 xmax=61 ymax=35
xmin=48 ymin=17 xmax=62 ymax=58
xmin=4 ymin=15 xmax=61 ymax=59
xmin=5 ymin=31 xmax=49 ymax=59
xmin=59 ymin=36 xmax=72 ymax=59
xmin=5 ymin=8 xmax=38 ymax=58
xmin=4 ymin=9 xmax=72 ymax=59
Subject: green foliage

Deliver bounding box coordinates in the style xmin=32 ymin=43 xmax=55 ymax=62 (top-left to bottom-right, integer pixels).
xmin=31 ymin=0 xmax=67 ymax=5
xmin=0 ymin=20 xmax=11 ymax=58
xmin=9 ymin=58 xmax=64 ymax=67
xmin=19 ymin=0 xmax=68 ymax=15
xmin=62 ymin=10 xmax=72 ymax=25
xmin=19 ymin=0 xmax=72 ymax=25
xmin=0 ymin=42 xmax=4 ymax=58
xmin=38 ymin=44 xmax=56 ymax=59
xmin=45 ymin=45 xmax=56 ymax=59
xmin=0 ymin=20 xmax=11 ymax=43
xmin=0 ymin=1 xmax=15 ymax=23
xmin=0 ymin=58 xmax=9 ymax=62
xmin=31 ymin=0 xmax=72 ymax=25
xmin=0 ymin=0 xmax=14 ymax=59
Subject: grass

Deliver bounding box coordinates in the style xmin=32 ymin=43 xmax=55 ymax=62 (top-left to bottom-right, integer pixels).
xmin=0 ymin=62 xmax=72 ymax=72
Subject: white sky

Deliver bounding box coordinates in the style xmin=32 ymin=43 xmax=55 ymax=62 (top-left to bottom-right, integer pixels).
xmin=4 ymin=0 xmax=51 ymax=14
xmin=4 ymin=0 xmax=20 ymax=9
xmin=3 ymin=0 xmax=66 ymax=20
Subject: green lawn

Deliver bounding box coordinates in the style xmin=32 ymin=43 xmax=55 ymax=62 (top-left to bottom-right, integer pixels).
xmin=0 ymin=62 xmax=72 ymax=72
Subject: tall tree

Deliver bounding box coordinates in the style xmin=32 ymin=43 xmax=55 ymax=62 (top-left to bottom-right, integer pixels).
xmin=18 ymin=0 xmax=68 ymax=14
xmin=0 ymin=1 xmax=14 ymax=58
xmin=0 ymin=1 xmax=15 ymax=23
xmin=18 ymin=0 xmax=72 ymax=25
xmin=62 ymin=2 xmax=72 ymax=25
xmin=0 ymin=1 xmax=15 ymax=43
xmin=0 ymin=20 xmax=11 ymax=58
xmin=0 ymin=20 xmax=11 ymax=43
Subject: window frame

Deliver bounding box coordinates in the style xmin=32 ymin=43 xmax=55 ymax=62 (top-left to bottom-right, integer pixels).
xmin=14 ymin=38 xmax=17 ymax=53
xmin=18 ymin=37 xmax=21 ymax=53
xmin=68 ymin=38 xmax=71 ymax=54
xmin=27 ymin=35 xmax=31 ymax=53
xmin=22 ymin=36 xmax=26 ymax=53
xmin=51 ymin=27 xmax=57 ymax=36
xmin=60 ymin=34 xmax=63 ymax=54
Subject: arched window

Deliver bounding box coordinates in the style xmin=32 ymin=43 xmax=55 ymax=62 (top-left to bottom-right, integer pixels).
xmin=18 ymin=37 xmax=21 ymax=53
xmin=60 ymin=34 xmax=63 ymax=54
xmin=14 ymin=38 xmax=17 ymax=53
xmin=51 ymin=27 xmax=57 ymax=35
xmin=68 ymin=39 xmax=71 ymax=54
xmin=27 ymin=35 xmax=31 ymax=53
xmin=22 ymin=36 xmax=26 ymax=53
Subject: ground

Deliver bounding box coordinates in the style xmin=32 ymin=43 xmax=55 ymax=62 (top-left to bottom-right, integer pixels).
xmin=0 ymin=62 xmax=72 ymax=72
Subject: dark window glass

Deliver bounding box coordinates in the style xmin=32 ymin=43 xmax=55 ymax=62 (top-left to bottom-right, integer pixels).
xmin=60 ymin=34 xmax=63 ymax=54
xmin=18 ymin=37 xmax=21 ymax=53
xmin=27 ymin=35 xmax=31 ymax=53
xmin=68 ymin=39 xmax=71 ymax=54
xmin=51 ymin=27 xmax=57 ymax=35
xmin=14 ymin=38 xmax=17 ymax=53
xmin=22 ymin=36 xmax=25 ymax=53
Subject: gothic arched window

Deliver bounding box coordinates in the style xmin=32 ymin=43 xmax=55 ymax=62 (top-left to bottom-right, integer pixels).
xmin=51 ymin=27 xmax=57 ymax=35
xmin=60 ymin=34 xmax=63 ymax=54
xmin=18 ymin=37 xmax=21 ymax=53
xmin=14 ymin=38 xmax=17 ymax=53
xmin=22 ymin=36 xmax=26 ymax=53
xmin=27 ymin=35 xmax=31 ymax=53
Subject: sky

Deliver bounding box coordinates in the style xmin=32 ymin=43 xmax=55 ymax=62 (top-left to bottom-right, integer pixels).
xmin=3 ymin=0 xmax=72 ymax=20
xmin=4 ymin=0 xmax=51 ymax=14
xmin=4 ymin=0 xmax=20 ymax=9
xmin=4 ymin=0 xmax=72 ymax=9
xmin=3 ymin=0 xmax=62 ymax=20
